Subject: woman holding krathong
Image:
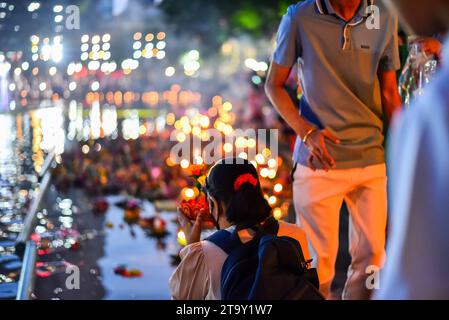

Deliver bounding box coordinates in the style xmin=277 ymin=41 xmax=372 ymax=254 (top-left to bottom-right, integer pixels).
xmin=169 ymin=158 xmax=312 ymax=300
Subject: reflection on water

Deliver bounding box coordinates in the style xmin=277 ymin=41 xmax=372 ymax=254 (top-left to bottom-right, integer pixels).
xmin=0 ymin=105 xmax=71 ymax=298
xmin=2 ymin=103 xmax=183 ymax=299
xmin=66 ymin=99 xmax=168 ymax=142
xmin=98 ymin=196 xmax=177 ymax=300
xmin=31 ymin=104 xmax=66 ymax=157
xmin=33 ymin=189 xmax=179 ymax=300
xmin=0 ymin=112 xmax=38 ymax=298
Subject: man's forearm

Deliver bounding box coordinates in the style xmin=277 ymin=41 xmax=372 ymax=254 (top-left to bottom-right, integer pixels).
xmin=379 ymin=70 xmax=402 ymax=124
xmin=382 ymin=89 xmax=402 ymax=124
xmin=265 ymin=84 xmax=314 ymax=139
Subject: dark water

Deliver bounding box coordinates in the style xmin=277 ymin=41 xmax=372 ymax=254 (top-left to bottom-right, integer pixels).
xmin=33 ymin=189 xmax=179 ymax=300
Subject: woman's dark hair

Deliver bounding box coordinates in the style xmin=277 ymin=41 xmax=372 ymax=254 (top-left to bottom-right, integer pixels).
xmin=205 ymin=157 xmax=272 ymax=228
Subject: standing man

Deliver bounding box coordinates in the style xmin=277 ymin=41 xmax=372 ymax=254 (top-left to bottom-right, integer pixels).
xmin=265 ymin=0 xmax=401 ymax=299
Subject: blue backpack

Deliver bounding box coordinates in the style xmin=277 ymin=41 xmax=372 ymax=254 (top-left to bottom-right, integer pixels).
xmin=206 ymin=217 xmax=324 ymax=300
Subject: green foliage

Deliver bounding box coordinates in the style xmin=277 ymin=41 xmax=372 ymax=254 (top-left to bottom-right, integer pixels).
xmin=232 ymin=8 xmax=263 ymax=31
xmin=159 ymin=0 xmax=301 ymax=53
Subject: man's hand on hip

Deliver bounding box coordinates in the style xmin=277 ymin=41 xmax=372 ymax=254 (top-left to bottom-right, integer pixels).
xmin=304 ymin=129 xmax=340 ymax=171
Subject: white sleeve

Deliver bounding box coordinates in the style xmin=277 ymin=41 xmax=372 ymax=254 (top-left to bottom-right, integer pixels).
xmin=168 ymin=242 xmax=210 ymax=300
xmin=376 ymin=77 xmax=449 ymax=299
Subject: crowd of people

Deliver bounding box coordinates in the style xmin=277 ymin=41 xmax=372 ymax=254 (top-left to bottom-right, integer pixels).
xmin=52 ymin=133 xmax=187 ymax=201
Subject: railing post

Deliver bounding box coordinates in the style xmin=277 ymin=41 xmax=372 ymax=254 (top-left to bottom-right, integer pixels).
xmin=13 ymin=151 xmax=55 ymax=299
xmin=14 ymin=171 xmax=52 ymax=258
xmin=16 ymin=241 xmax=37 ymax=300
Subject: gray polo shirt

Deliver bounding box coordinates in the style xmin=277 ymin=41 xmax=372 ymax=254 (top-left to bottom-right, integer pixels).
xmin=272 ymin=0 xmax=400 ymax=169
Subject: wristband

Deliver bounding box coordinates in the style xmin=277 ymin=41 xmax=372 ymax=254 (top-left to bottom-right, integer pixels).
xmin=302 ymin=128 xmax=318 ymax=145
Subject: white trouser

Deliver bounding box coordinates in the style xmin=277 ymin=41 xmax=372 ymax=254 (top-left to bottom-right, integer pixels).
xmin=293 ymin=163 xmax=387 ymax=300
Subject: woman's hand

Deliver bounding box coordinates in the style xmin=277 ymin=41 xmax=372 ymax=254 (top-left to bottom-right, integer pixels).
xmin=177 ymin=209 xmax=205 ymax=245
xmin=304 ymin=128 xmax=340 ymax=171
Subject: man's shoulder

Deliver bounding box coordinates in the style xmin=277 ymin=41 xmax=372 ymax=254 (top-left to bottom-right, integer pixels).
xmin=375 ymin=0 xmax=394 ymax=15
xmin=372 ymin=0 xmax=397 ymax=27
xmin=285 ymin=0 xmax=316 ymax=19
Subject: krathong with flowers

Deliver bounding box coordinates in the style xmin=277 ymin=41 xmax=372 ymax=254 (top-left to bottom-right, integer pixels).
xmin=139 ymin=216 xmax=169 ymax=238
xmin=179 ymin=164 xmax=214 ymax=227
xmin=123 ymin=199 xmax=141 ymax=224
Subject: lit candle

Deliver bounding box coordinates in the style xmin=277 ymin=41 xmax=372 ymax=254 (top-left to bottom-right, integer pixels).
xmin=274 ymin=183 xmax=283 ymax=193
xmin=273 ymin=207 xmax=282 ymax=220
xmin=177 ymin=230 xmax=187 ymax=247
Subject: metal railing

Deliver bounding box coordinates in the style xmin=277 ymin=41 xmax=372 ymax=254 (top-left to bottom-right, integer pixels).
xmin=14 ymin=171 xmax=52 ymax=256
xmin=39 ymin=150 xmax=55 ymax=179
xmin=15 ymin=151 xmax=55 ymax=300
xmin=15 ymin=241 xmax=37 ymax=300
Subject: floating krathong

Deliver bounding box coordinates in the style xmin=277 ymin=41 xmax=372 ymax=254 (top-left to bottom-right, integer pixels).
xmin=113 ymin=264 xmax=142 ymax=278
xmin=123 ymin=200 xmax=141 ymax=224
xmin=139 ymin=216 xmax=168 ymax=237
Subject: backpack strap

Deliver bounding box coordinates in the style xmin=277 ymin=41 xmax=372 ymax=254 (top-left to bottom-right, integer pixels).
xmin=206 ymin=217 xmax=280 ymax=254
xmin=205 ymin=230 xmax=240 ymax=255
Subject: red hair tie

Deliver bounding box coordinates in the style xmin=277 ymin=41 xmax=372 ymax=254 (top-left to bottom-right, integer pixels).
xmin=234 ymin=173 xmax=258 ymax=191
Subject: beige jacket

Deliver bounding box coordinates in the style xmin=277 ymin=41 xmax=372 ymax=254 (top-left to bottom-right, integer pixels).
xmin=169 ymin=220 xmax=311 ymax=300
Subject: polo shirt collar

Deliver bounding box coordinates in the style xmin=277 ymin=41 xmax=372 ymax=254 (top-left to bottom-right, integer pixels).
xmin=316 ymin=0 xmax=374 ymax=20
